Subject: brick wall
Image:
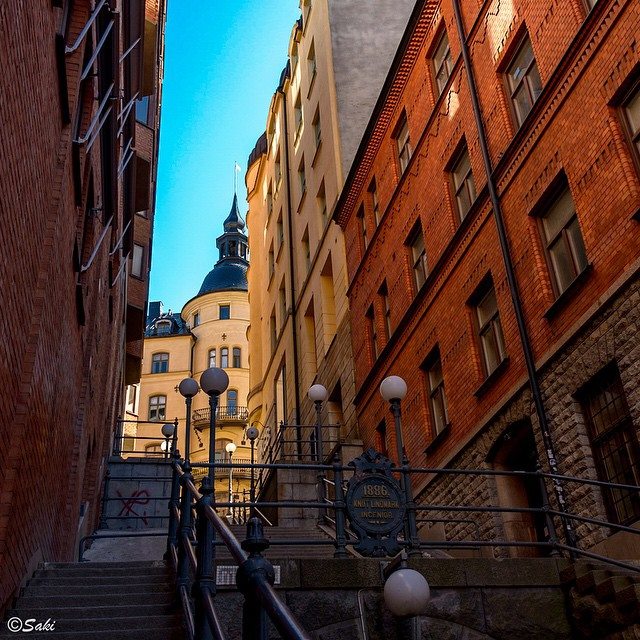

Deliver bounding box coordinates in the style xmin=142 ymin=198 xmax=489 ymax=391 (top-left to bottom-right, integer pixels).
xmin=0 ymin=0 xmax=163 ymax=611
xmin=335 ymin=0 xmax=640 ymax=550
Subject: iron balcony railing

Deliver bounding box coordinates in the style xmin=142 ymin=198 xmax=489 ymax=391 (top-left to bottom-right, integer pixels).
xmin=192 ymin=406 xmax=249 ymax=424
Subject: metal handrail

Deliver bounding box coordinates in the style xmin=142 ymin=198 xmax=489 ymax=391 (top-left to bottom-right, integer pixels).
xmin=192 ymin=406 xmax=249 ymax=423
xmin=65 ymin=0 xmax=109 ymax=54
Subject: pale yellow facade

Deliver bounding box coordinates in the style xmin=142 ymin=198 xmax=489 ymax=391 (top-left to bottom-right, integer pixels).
xmin=136 ymin=202 xmax=253 ymax=514
xmin=246 ymin=0 xmax=414 ymax=462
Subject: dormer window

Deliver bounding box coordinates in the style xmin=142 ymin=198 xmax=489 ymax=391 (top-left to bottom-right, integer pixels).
xmin=156 ymin=320 xmax=171 ymax=335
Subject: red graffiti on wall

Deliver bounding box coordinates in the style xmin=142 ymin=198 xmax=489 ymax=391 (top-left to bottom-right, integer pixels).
xmin=117 ymin=488 xmax=150 ymax=525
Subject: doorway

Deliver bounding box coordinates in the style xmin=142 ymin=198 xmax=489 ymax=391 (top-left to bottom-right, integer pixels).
xmin=487 ymin=420 xmax=548 ymax=557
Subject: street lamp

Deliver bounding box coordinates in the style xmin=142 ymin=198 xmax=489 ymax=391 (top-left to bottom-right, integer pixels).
xmin=161 ymin=422 xmax=175 ymax=460
xmin=246 ymin=425 xmax=259 ymax=516
xmin=178 ymin=377 xmax=199 ymax=463
xmin=308 ymin=384 xmax=328 ymax=463
xmin=225 ymin=441 xmax=237 ymax=522
xmin=384 ymin=562 xmax=430 ymax=639
xmin=200 ymin=367 xmax=229 ymax=486
xmin=380 ymin=375 xmax=420 ymax=557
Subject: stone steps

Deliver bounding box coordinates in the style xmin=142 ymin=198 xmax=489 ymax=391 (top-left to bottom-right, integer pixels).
xmin=1 ymin=561 xmax=184 ymax=639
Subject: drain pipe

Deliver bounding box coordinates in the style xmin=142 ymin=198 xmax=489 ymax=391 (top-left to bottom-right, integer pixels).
xmin=451 ymin=0 xmax=577 ymax=551
xmin=277 ymin=75 xmax=302 ymax=427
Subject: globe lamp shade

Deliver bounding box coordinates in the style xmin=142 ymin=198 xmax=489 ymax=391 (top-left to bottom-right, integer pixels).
xmin=380 ymin=376 xmax=408 ymax=402
xmin=308 ymin=384 xmax=328 ymax=403
xmin=161 ymin=423 xmax=175 ymax=438
xmin=178 ymin=377 xmax=199 ymax=398
xmin=200 ymin=367 xmax=229 ymax=396
xmin=383 ymin=568 xmax=430 ymax=617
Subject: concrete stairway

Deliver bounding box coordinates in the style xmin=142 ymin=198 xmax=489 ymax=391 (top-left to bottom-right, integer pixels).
xmin=217 ymin=524 xmax=337 ymax=560
xmin=561 ymin=561 xmax=640 ymax=639
xmin=1 ymin=561 xmax=184 ymax=639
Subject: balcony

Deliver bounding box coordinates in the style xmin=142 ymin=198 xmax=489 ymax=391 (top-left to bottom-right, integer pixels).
xmin=192 ymin=406 xmax=249 ymax=427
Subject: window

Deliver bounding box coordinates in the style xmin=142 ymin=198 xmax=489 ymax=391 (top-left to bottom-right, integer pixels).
xmin=192 ymin=312 xmax=200 ymax=327
xmin=148 ymin=395 xmax=166 ymax=421
xmin=368 ymin=178 xmax=380 ymax=226
xmin=408 ymin=223 xmax=428 ymax=291
xmin=294 ymin=93 xmax=303 ymax=138
xmin=506 ymin=36 xmax=543 ymax=127
xmin=135 ymin=96 xmax=150 ymax=125
xmin=209 ymin=349 xmax=216 ymax=368
xmin=279 ymin=281 xmax=287 ymax=328
xmin=232 ymin=347 xmax=241 ymax=368
xmin=215 ymin=438 xmax=233 ymax=462
xmin=312 ymin=107 xmax=321 ymax=149
xmin=275 ymin=150 xmax=282 ymax=188
xmin=432 ymin=30 xmax=453 ymax=95
xmin=268 ymin=242 xmax=275 ymax=279
xmin=379 ymin=282 xmax=391 ymax=340
xmin=227 ymin=389 xmax=238 ymax=414
xmin=539 ymin=187 xmax=588 ymax=296
xmin=266 ymin=182 xmax=273 ymax=217
xmin=307 ymin=40 xmax=317 ymax=83
xmin=451 ymin=146 xmax=476 ymax=221
xmin=366 ymin=305 xmax=378 ymax=360
xmin=151 ymin=352 xmax=169 ymax=374
xmin=357 ymin=205 xmax=368 ymax=251
xmin=155 ymin=320 xmax=171 ymax=335
xmin=131 ymin=244 xmax=144 ymax=278
xmin=474 ymin=284 xmax=506 ymax=376
xmin=270 ymin=309 xmax=277 ymax=352
xmin=580 ymin=365 xmax=640 ymax=524
xmin=219 ymin=304 xmax=231 ymax=320
xmin=425 ymin=352 xmax=449 ymax=436
xmin=302 ymin=226 xmax=311 ymax=273
xmin=298 ymin=157 xmax=306 ymax=198
xmin=317 ymin=180 xmax=327 ymax=221
xmin=220 ymin=347 xmax=229 ymax=368
xmin=621 ymin=81 xmax=640 ymax=164
xmin=394 ymin=112 xmax=412 ymax=175
xmin=277 ymin=212 xmax=284 ymax=250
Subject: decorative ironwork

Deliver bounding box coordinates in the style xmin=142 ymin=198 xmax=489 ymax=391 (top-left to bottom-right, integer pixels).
xmin=192 ymin=406 xmax=249 ymax=424
xmin=345 ymin=449 xmax=406 ymax=557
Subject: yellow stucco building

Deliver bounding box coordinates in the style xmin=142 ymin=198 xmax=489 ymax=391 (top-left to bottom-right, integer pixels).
xmin=245 ymin=0 xmax=415 ymax=462
xmin=136 ymin=195 xmax=252 ymax=516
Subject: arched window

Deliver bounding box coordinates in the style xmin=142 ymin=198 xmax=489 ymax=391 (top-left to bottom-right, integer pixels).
xmin=209 ymin=348 xmax=216 ymax=368
xmin=221 ymin=347 xmax=229 ymax=368
xmin=227 ymin=389 xmax=238 ymax=414
xmin=148 ymin=395 xmax=166 ymax=421
xmin=232 ymin=347 xmax=241 ymax=368
xmin=151 ymin=352 xmax=169 ymax=373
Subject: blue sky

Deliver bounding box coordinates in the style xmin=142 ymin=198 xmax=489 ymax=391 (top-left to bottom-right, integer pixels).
xmin=149 ymin=1 xmax=300 ymax=313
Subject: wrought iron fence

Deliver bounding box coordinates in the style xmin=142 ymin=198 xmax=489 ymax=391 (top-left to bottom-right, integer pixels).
xmin=192 ymin=406 xmax=249 ymax=424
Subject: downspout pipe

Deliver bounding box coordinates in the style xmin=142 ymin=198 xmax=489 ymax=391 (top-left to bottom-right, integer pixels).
xmin=277 ymin=76 xmax=302 ymax=428
xmin=451 ymin=0 xmax=577 ymax=551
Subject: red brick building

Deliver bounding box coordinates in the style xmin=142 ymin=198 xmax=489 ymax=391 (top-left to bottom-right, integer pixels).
xmin=335 ymin=0 xmax=640 ymax=556
xmin=0 ymin=0 xmax=165 ymax=610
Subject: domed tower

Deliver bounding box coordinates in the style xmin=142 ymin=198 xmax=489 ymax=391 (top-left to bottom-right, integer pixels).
xmin=181 ymin=194 xmax=251 ymax=516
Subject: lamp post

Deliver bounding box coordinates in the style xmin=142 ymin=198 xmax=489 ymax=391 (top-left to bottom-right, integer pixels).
xmin=380 ymin=375 xmax=421 ymax=556
xmin=161 ymin=422 xmax=175 ymax=460
xmin=246 ymin=425 xmax=259 ymax=517
xmin=383 ymin=553 xmax=431 ymax=640
xmin=195 ymin=367 xmax=228 ymax=640
xmin=308 ymin=384 xmax=328 ymax=463
xmin=200 ymin=367 xmax=229 ymax=486
xmin=178 ymin=377 xmax=199 ymax=464
xmin=225 ymin=441 xmax=237 ymax=522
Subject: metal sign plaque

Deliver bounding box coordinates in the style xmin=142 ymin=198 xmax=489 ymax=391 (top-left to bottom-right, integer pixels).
xmin=345 ymin=449 xmax=406 ymax=557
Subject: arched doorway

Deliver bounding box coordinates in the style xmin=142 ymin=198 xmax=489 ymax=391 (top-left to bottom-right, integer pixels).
xmin=487 ymin=420 xmax=548 ymax=557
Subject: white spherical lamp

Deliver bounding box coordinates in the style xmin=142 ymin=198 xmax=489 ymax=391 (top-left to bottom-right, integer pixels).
xmin=380 ymin=376 xmax=408 ymax=402
xmin=161 ymin=423 xmax=175 ymax=438
xmin=200 ymin=367 xmax=229 ymax=396
xmin=308 ymin=384 xmax=329 ymax=403
xmin=178 ymin=377 xmax=199 ymax=398
xmin=225 ymin=441 xmax=237 ymax=455
xmin=383 ymin=568 xmax=430 ymax=617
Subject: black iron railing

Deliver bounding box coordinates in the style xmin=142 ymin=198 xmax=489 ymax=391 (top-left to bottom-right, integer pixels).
xmin=192 ymin=406 xmax=249 ymax=424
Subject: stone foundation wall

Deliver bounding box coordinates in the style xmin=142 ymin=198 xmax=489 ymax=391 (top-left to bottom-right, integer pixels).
xmin=417 ymin=273 xmax=640 ymax=556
